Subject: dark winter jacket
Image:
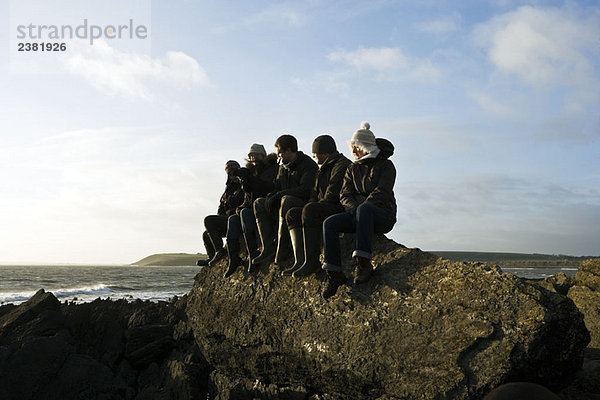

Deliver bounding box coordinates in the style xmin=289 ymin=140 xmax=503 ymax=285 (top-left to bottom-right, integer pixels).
xmin=271 ymin=151 xmax=318 ymax=201
xmin=340 ymin=155 xmax=397 ymax=216
xmin=239 ymin=154 xmax=279 ymax=208
xmin=217 ymin=177 xmax=245 ymax=217
xmin=310 ymin=151 xmax=352 ymax=206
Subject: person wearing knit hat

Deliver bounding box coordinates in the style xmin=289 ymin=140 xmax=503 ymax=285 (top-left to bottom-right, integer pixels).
xmin=280 ymin=134 xmax=351 ymax=278
xmin=320 ymin=122 xmax=397 ymax=299
xmin=197 ymin=159 xmax=245 ymax=268
xmin=349 ymin=121 xmax=380 ymax=160
xmin=223 ymin=145 xmax=279 ymax=277
xmin=247 ymin=143 xmax=267 ymax=159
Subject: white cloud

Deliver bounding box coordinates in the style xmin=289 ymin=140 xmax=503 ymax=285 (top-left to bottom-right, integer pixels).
xmin=415 ymin=12 xmax=462 ymax=35
xmin=64 ymin=40 xmax=209 ymax=101
xmin=473 ymin=6 xmax=599 ymax=86
xmin=468 ymin=91 xmax=516 ymax=117
xmin=328 ymin=46 xmax=441 ymax=82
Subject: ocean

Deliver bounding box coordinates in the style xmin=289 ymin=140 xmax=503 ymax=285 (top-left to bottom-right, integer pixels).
xmin=0 ymin=264 xmax=200 ymax=305
xmin=0 ymin=264 xmax=578 ymax=306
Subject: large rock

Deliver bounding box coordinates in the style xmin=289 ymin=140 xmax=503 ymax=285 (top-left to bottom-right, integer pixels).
xmin=186 ymin=236 xmax=589 ymax=399
xmin=0 ymin=293 xmax=209 ymax=400
xmin=568 ymin=258 xmax=600 ymax=348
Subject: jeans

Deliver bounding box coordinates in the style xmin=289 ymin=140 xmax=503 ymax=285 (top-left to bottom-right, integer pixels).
xmin=226 ymin=208 xmax=257 ymax=241
xmin=204 ymin=214 xmax=228 ymax=252
xmin=322 ymin=203 xmax=396 ymax=271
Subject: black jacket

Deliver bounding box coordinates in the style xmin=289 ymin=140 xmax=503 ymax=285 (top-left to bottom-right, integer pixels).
xmin=340 ymin=155 xmax=397 ymax=216
xmin=310 ymin=151 xmax=351 ymax=205
xmin=271 ymin=151 xmax=318 ymax=202
xmin=217 ymin=178 xmax=245 ymax=216
xmin=239 ymin=154 xmax=279 ymax=208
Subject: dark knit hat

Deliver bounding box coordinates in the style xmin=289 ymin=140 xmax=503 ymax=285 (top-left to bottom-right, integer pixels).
xmin=225 ymin=160 xmax=240 ymax=173
xmin=312 ymin=135 xmax=337 ymax=154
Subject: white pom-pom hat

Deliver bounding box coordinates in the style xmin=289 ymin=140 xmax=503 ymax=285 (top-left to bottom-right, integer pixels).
xmin=349 ymin=121 xmax=378 ymax=152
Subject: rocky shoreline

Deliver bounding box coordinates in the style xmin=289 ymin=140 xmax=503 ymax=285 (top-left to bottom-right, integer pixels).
xmin=1 ymin=237 xmax=599 ymax=399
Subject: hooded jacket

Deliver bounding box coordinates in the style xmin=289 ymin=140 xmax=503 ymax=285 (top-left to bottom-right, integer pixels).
xmin=340 ymin=155 xmax=397 ymax=216
xmin=310 ymin=151 xmax=352 ymax=205
xmin=271 ymin=151 xmax=318 ymax=201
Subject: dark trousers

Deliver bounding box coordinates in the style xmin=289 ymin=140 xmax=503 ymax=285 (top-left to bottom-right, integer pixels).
xmin=203 ymin=214 xmax=228 ymax=256
xmin=322 ymin=203 xmax=396 ymax=271
xmin=226 ymin=207 xmax=257 ymax=241
xmin=254 ymin=195 xmax=306 ymax=241
xmin=286 ymin=201 xmax=341 ymax=230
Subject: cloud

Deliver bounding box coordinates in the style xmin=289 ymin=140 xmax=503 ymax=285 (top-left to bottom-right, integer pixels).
xmin=414 ymin=12 xmax=462 ymax=35
xmin=473 ymin=6 xmax=599 ymax=86
xmin=327 ymin=46 xmax=441 ymax=82
xmin=396 ymin=175 xmax=600 ymax=255
xmin=64 ymin=40 xmax=209 ymax=101
xmin=244 ymin=2 xmax=306 ymax=28
xmin=468 ymin=91 xmax=516 ymax=117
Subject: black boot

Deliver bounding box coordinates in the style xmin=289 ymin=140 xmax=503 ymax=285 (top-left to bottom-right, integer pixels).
xmin=224 ymin=238 xmax=243 ymax=278
xmin=243 ymin=230 xmax=260 ymax=273
xmin=208 ymin=247 xmax=227 ymax=267
xmin=274 ymin=217 xmax=292 ymax=266
xmin=197 ymin=258 xmax=209 ymax=267
xmin=323 ymin=270 xmax=346 ymax=299
xmin=281 ymin=227 xmax=304 ymax=276
xmin=353 ymin=256 xmax=373 ymax=285
xmin=251 ymin=219 xmax=276 ymax=266
xmin=293 ymin=226 xmax=322 ymax=278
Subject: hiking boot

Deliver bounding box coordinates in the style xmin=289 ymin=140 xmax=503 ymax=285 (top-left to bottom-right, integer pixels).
xmin=353 ymin=256 xmax=373 ymax=285
xmin=322 ymin=270 xmax=346 ymax=299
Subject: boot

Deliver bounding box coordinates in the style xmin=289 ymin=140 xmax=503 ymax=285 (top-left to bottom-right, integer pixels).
xmin=208 ymin=247 xmax=227 ymax=267
xmin=243 ymin=230 xmax=260 ymax=273
xmin=224 ymin=238 xmax=244 ymax=278
xmin=197 ymin=258 xmax=209 ymax=267
xmin=354 ymin=256 xmax=373 ymax=285
xmin=281 ymin=227 xmax=305 ymax=276
xmin=293 ymin=226 xmax=322 ymax=278
xmin=274 ymin=217 xmax=291 ymax=266
xmin=251 ymin=218 xmax=276 ymax=266
xmin=322 ymin=270 xmax=346 ymax=299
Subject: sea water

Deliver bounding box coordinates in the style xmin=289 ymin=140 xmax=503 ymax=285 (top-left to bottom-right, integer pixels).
xmin=0 ymin=264 xmax=578 ymax=306
xmin=0 ymin=264 xmax=200 ymax=305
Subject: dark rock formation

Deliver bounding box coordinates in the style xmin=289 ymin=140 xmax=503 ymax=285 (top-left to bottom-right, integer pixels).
xmin=568 ymin=259 xmax=600 ymax=348
xmin=0 ymin=289 xmax=209 ymax=400
xmin=186 ymin=236 xmax=590 ymax=399
xmin=1 ymin=244 xmax=596 ymax=400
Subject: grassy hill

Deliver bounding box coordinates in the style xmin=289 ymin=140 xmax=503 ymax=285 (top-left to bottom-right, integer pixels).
xmin=430 ymin=251 xmax=594 ymax=267
xmin=131 ymin=253 xmax=205 ymax=267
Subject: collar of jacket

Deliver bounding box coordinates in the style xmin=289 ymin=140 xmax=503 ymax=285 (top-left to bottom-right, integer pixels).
xmin=355 ymin=148 xmax=381 ymax=164
xmin=282 ymin=151 xmax=305 ymax=170
xmin=320 ymin=151 xmax=342 ymax=167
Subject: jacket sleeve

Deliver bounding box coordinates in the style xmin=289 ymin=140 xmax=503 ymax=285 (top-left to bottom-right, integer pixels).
xmin=276 ymin=159 xmax=318 ymax=201
xmin=320 ymin=159 xmax=350 ymax=204
xmin=365 ymin=160 xmax=396 ymax=209
xmin=340 ymin=166 xmax=359 ymax=214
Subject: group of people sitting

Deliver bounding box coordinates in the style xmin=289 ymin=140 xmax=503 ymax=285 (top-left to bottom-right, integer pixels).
xmin=197 ymin=122 xmax=397 ymax=299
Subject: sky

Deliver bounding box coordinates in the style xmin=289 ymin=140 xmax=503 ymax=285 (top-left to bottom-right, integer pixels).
xmin=0 ymin=0 xmax=598 ymax=264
